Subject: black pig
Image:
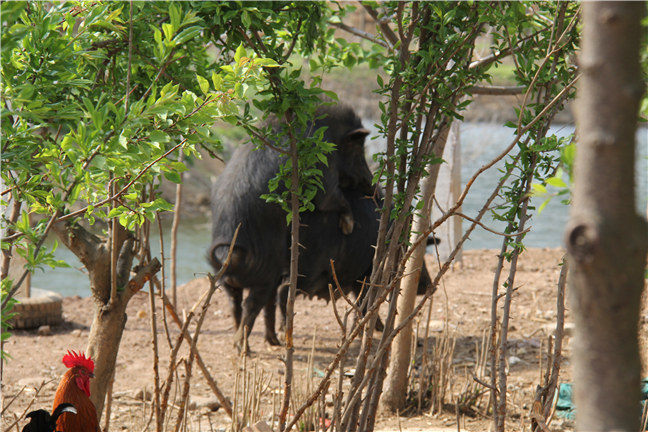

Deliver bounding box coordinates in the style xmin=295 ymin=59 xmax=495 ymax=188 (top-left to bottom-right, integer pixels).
xmin=209 ymin=103 xmax=372 ymax=352
xmin=275 ymin=188 xmax=439 ymax=333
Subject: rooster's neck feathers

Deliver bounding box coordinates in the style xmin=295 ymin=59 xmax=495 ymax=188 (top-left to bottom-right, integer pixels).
xmin=53 ymin=369 xmax=99 ymax=432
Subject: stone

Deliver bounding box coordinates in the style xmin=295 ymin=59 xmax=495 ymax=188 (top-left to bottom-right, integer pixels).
xmin=37 ymin=325 xmax=52 ymax=336
xmin=134 ymin=388 xmax=152 ymax=401
xmin=71 ymin=329 xmax=83 ymax=337
xmin=188 ymin=396 xmax=222 ymax=412
xmin=508 ymin=355 xmax=522 ymax=366
xmin=541 ymin=321 xmax=575 ymax=337
xmin=426 ymin=320 xmax=446 ymax=332
xmin=242 ymin=421 xmax=273 ymax=432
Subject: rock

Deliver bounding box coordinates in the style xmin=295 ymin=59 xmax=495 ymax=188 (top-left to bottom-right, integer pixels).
xmin=426 ymin=320 xmax=446 ymax=332
xmin=242 ymin=421 xmax=273 ymax=432
xmin=541 ymin=322 xmax=575 ymax=337
xmin=37 ymin=325 xmax=52 ymax=336
xmin=71 ymin=329 xmax=83 ymax=337
xmin=134 ymin=388 xmax=152 ymax=401
xmin=196 ymin=193 xmax=211 ymax=206
xmin=188 ymin=396 xmax=222 ymax=412
xmin=508 ymin=356 xmax=522 ymax=365
xmin=563 ymin=322 xmax=575 ymax=336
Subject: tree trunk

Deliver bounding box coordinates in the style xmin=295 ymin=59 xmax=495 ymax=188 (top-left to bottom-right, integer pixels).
xmin=381 ymin=125 xmax=450 ymax=413
xmin=87 ymin=300 xmax=127 ymax=415
xmin=449 ymin=122 xmax=462 ymax=265
xmin=54 ymin=220 xmax=161 ymax=418
xmin=566 ymin=2 xmax=647 ymax=430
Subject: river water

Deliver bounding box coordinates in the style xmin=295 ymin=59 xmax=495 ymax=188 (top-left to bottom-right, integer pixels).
xmin=31 ymin=123 xmax=647 ymax=297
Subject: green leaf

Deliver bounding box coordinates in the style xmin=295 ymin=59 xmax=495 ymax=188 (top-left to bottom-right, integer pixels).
xmin=162 ymin=22 xmax=174 ymax=41
xmin=241 ymin=10 xmax=251 ymax=28
xmin=169 ymin=3 xmax=181 ymax=31
xmin=196 ymin=75 xmax=210 ymax=95
xmin=234 ymin=43 xmax=247 ymax=64
xmin=546 ymin=176 xmax=567 ymax=188
xmin=253 ymin=58 xmax=280 ymax=68
xmin=211 ymin=72 xmax=223 ymax=91
xmin=164 ymin=171 xmax=182 ymax=184
xmin=173 ymin=25 xmax=202 ymax=45
xmin=153 ymin=27 xmax=162 ymax=45
xmin=108 ymin=207 xmax=124 ymax=218
xmin=530 ymin=183 xmax=547 ymax=195
xmin=149 ymin=130 xmax=169 ymax=144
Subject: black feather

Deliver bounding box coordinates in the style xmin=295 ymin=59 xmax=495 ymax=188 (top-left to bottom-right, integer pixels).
xmin=51 ymin=403 xmax=77 ymax=423
xmin=22 ymin=403 xmax=76 ymax=432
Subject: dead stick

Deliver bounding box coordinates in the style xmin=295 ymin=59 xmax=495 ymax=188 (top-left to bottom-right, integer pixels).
xmin=147 ymin=275 xmax=162 ymax=432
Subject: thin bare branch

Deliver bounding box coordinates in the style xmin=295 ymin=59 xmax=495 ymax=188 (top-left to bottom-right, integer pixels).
xmin=170 ymin=151 xmax=184 ymax=307
xmin=59 ymin=138 xmax=188 ymax=223
xmin=469 ymin=85 xmax=526 ymax=95
xmin=330 ymin=259 xmax=362 ymax=315
xmin=4 ymin=380 xmax=49 ymax=431
xmin=159 ymin=290 xmax=234 ymax=418
xmin=125 ymin=258 xmax=161 ymax=302
xmin=452 ymin=211 xmax=531 ymax=237
xmin=328 ymin=21 xmax=390 ymax=49
xmin=0 ymin=385 xmax=26 ymax=416
xmin=431 ymin=75 xmax=579 ymax=233
xmin=362 ymin=3 xmax=398 ymax=47
xmin=468 ymin=25 xmax=551 ymax=71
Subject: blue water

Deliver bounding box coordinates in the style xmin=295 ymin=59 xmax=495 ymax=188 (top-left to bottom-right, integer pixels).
xmin=457 ymin=123 xmax=646 ymax=249
xmin=30 ymin=123 xmax=647 ymax=297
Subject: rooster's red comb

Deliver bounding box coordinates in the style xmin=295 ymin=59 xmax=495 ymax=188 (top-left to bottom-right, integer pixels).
xmin=62 ymin=350 xmax=94 ymax=373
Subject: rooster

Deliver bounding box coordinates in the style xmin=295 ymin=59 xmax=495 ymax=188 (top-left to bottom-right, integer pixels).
xmin=52 ymin=350 xmax=100 ymax=432
xmin=22 ymin=403 xmax=77 ymax=432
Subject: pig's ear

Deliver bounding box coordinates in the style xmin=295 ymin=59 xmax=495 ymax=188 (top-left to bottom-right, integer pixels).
xmin=347 ymin=128 xmax=370 ymax=142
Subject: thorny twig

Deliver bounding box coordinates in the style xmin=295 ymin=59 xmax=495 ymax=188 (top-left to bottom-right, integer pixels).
xmin=431 ymin=75 xmax=579 ymax=233
xmin=4 ymin=380 xmax=49 ymax=431
xmin=0 ymin=385 xmax=26 ymax=416
xmin=173 ymin=272 xmax=221 ymax=432
xmin=155 ymin=216 xmax=173 ymax=349
xmin=328 ymin=21 xmax=391 ymax=49
xmin=157 ymin=225 xmax=240 ymax=421
xmin=59 ymin=138 xmax=188 ymax=223
xmin=361 ymin=3 xmax=397 ymax=48
xmin=147 ymin=275 xmax=162 ymax=431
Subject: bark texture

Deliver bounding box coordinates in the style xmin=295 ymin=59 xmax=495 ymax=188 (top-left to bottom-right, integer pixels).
xmin=381 ymin=125 xmax=450 ymax=412
xmin=567 ymin=2 xmax=647 ymax=430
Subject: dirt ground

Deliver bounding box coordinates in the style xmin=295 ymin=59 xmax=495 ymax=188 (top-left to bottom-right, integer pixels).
xmin=3 ymin=247 xmax=639 ymax=431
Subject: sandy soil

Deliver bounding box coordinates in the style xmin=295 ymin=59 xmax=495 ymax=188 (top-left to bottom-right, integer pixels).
xmin=0 ymin=247 xmax=624 ymax=431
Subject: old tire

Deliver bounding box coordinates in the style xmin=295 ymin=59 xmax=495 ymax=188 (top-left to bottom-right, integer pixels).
xmin=10 ymin=288 xmax=63 ymax=329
